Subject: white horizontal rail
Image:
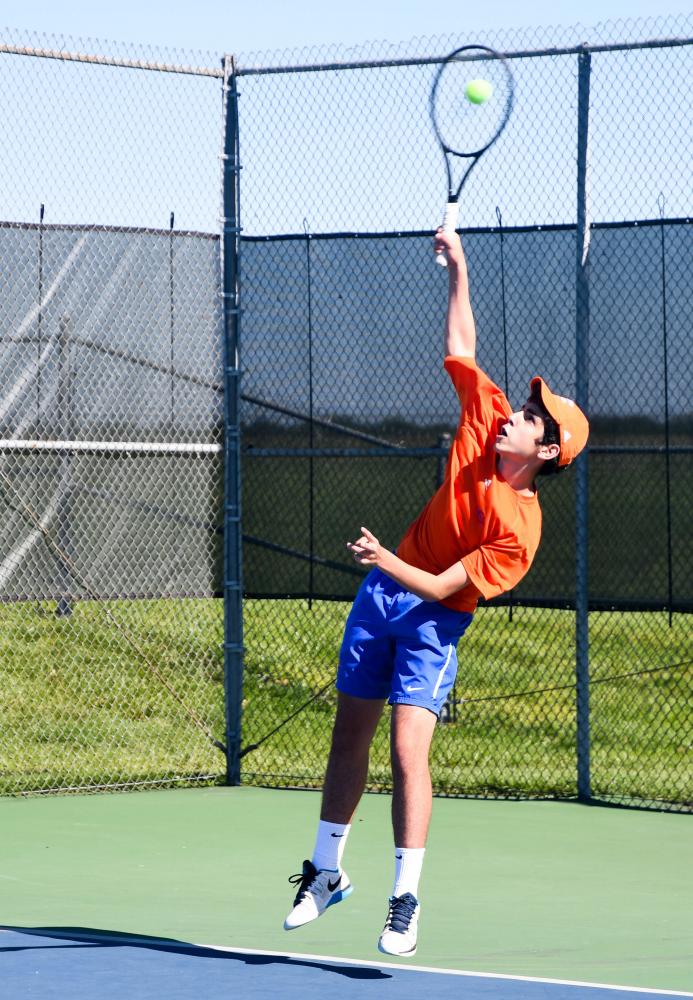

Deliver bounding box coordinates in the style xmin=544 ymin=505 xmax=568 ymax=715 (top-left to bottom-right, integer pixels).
xmin=0 ymin=438 xmax=222 ymax=455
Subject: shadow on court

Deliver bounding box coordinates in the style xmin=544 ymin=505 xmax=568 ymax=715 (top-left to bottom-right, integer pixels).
xmin=0 ymin=925 xmax=393 ymax=981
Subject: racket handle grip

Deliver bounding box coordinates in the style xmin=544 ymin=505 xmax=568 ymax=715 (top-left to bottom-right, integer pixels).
xmin=435 ymin=201 xmax=460 ymax=268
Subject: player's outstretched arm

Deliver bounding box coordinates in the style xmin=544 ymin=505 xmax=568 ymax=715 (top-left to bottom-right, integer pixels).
xmin=434 ymin=229 xmax=476 ymax=359
xmin=347 ymin=527 xmax=469 ymax=602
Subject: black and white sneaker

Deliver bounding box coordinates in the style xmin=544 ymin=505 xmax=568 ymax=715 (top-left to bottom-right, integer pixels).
xmin=283 ymin=859 xmax=353 ymax=930
xmin=377 ymin=892 xmax=420 ymax=956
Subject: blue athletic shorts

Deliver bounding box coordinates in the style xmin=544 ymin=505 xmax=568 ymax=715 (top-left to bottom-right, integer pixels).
xmin=336 ymin=568 xmax=473 ymax=717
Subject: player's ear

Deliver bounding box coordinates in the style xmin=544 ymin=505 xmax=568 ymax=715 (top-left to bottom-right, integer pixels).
xmin=537 ymin=442 xmax=560 ymax=462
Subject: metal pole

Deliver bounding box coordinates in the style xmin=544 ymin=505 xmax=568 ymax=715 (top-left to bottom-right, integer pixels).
xmin=436 ymin=432 xmax=457 ymax=723
xmin=169 ymin=210 xmax=175 ymax=434
xmin=56 ymin=314 xmax=73 ymax=618
xmin=496 ymin=205 xmax=514 ymax=622
xmin=436 ymin=432 xmax=451 ymax=490
xmin=220 ymin=54 xmax=244 ymax=785
xmin=303 ymin=219 xmax=315 ymax=609
xmin=495 ymin=207 xmax=510 ymax=399
xmin=575 ymin=48 xmax=592 ymax=802
xmin=37 ymin=203 xmax=44 ymax=436
xmin=658 ymin=195 xmax=674 ymax=627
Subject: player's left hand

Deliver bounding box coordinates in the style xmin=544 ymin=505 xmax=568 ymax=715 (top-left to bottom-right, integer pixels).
xmin=347 ymin=526 xmax=381 ymax=566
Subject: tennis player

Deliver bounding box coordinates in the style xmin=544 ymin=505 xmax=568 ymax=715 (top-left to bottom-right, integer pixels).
xmin=283 ymin=228 xmax=589 ymax=957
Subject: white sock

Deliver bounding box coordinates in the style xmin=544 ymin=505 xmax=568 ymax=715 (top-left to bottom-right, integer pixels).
xmin=311 ymin=820 xmax=351 ymax=872
xmin=393 ymin=847 xmax=425 ymax=899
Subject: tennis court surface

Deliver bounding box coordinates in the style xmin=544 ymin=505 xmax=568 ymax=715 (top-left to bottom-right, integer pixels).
xmin=2 ymin=787 xmax=692 ymax=998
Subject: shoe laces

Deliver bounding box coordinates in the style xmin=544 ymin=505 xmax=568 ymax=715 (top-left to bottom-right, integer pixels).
xmin=288 ymin=860 xmax=321 ymax=904
xmin=384 ymin=892 xmax=418 ymax=933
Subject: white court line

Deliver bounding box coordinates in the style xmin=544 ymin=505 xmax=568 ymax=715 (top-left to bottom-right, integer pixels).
xmin=1 ymin=929 xmax=690 ymax=997
xmin=196 ymin=943 xmax=693 ymax=997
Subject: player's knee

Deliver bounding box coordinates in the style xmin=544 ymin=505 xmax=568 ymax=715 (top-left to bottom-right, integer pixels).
xmin=390 ymin=736 xmax=431 ymax=777
xmin=330 ymin=704 xmax=380 ymax=756
xmin=329 ymin=721 xmax=364 ymax=756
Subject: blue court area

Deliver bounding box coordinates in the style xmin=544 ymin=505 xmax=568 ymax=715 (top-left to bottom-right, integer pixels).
xmin=3 ymin=928 xmax=691 ymax=1000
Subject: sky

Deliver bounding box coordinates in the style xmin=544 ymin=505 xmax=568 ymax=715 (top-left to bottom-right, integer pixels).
xmin=2 ymin=1 xmax=690 ymax=233
xmin=6 ymin=0 xmax=693 ymax=56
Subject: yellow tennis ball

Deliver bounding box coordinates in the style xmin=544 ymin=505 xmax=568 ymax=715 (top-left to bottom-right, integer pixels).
xmin=465 ymin=79 xmax=493 ymax=104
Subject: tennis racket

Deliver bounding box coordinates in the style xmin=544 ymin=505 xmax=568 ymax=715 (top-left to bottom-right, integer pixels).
xmin=430 ymin=45 xmax=514 ymax=267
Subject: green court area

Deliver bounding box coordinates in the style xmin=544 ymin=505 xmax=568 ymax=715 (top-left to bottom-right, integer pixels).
xmin=2 ymin=787 xmax=691 ymax=993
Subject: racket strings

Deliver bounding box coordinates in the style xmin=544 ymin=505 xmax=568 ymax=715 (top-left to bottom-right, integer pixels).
xmin=432 ymin=51 xmax=512 ymax=156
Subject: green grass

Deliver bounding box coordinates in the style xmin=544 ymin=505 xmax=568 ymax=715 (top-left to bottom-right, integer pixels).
xmin=3 ymin=595 xmax=689 ymax=808
xmin=241 ymin=600 xmax=691 ymax=807
xmin=0 ymin=598 xmax=226 ymax=794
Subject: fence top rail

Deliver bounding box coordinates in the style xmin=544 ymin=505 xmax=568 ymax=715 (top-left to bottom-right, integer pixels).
xmin=243 ymin=216 xmax=693 ymax=243
xmin=2 ymin=34 xmax=691 ymax=79
xmin=0 ymin=219 xmax=219 ymax=239
xmin=235 ymin=35 xmax=693 ymax=77
xmin=0 ymin=41 xmax=223 ymax=77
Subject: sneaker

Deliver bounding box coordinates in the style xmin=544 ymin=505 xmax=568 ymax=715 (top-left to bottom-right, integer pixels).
xmin=377 ymin=892 xmax=420 ymax=956
xmin=283 ymin=859 xmax=353 ymax=930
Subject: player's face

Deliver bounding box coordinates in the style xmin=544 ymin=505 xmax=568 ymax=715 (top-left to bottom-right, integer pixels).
xmin=495 ymin=401 xmax=547 ymax=460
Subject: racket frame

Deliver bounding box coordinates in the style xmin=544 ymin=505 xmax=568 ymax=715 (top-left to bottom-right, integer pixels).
xmin=430 ymin=44 xmax=515 ymax=266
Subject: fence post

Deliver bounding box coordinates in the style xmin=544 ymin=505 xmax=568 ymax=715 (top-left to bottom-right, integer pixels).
xmin=221 ymin=54 xmax=244 ymax=785
xmin=575 ymin=47 xmax=592 ymax=802
xmin=169 ymin=210 xmax=176 ymax=433
xmin=657 ymin=195 xmax=674 ymax=627
xmin=37 ymin=203 xmax=45 ymax=436
xmin=56 ymin=313 xmax=73 ymax=617
xmin=436 ymin=431 xmax=451 ymax=491
xmin=303 ymin=220 xmax=315 ymax=608
xmin=436 ymin=432 xmax=457 ymax=723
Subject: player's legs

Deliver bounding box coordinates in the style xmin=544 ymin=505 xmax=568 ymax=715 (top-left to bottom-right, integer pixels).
xmin=283 ymin=693 xmax=385 ymax=931
xmin=321 ymin=691 xmax=386 ymax=823
xmin=379 ymin=601 xmax=472 ymax=957
xmin=390 ymin=703 xmax=437 ymax=847
xmin=325 ymin=568 xmax=396 ymax=821
xmin=285 ymin=571 xmax=393 ymax=932
xmin=376 ymin=704 xmax=435 ymax=957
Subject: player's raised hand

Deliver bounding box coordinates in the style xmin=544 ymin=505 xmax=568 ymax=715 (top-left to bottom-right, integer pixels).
xmin=434 ymin=227 xmax=465 ymax=268
xmin=347 ymin=526 xmax=381 ymax=566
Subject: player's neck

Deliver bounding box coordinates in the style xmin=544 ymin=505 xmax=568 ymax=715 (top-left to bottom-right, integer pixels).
xmin=496 ymin=454 xmax=539 ymax=495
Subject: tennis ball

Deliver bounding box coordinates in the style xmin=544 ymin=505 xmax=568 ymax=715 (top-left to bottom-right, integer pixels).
xmin=465 ymin=79 xmax=493 ymax=105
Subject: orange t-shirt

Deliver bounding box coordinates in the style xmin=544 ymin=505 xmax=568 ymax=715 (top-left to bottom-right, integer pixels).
xmin=396 ymin=356 xmax=542 ymax=614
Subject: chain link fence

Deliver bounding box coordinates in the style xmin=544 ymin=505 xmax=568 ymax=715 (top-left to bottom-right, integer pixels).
xmin=0 ymin=32 xmax=229 ymax=793
xmin=0 ymin=18 xmax=691 ymax=808
xmin=236 ymin=17 xmax=692 ymax=811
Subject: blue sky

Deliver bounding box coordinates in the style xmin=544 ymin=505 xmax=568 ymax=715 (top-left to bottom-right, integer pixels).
xmin=2 ymin=3 xmax=690 ymax=233
xmin=7 ymin=0 xmax=693 ymax=55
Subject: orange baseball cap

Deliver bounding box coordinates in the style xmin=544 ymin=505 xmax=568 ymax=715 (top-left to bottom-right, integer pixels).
xmin=530 ymin=377 xmax=589 ymax=467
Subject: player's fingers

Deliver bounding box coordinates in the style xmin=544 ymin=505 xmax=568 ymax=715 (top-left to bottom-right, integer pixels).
xmin=348 ymin=540 xmax=372 ymax=558
xmin=351 ymin=550 xmax=373 ymax=565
